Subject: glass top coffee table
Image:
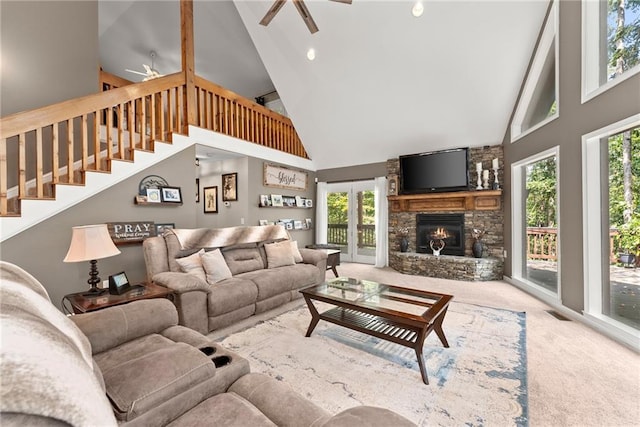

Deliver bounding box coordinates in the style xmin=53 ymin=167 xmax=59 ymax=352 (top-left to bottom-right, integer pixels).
xmin=300 ymin=277 xmax=454 ymax=385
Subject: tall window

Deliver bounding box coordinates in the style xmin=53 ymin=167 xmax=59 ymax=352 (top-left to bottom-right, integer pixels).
xmin=583 ymin=0 xmax=640 ymax=100
xmin=512 ymin=147 xmax=560 ymax=300
xmin=512 ymin=1 xmax=558 ymax=141
xmin=583 ymin=115 xmax=640 ymax=349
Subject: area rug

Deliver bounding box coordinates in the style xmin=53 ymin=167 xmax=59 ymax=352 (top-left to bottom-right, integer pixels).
xmin=219 ymin=302 xmax=528 ymax=426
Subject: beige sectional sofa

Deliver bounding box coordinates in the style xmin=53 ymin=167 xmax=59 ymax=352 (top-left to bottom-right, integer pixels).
xmin=0 ymin=261 xmax=416 ymax=426
xmin=143 ymin=225 xmax=328 ymax=334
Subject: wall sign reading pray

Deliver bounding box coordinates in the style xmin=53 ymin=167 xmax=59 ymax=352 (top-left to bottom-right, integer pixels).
xmin=263 ymin=163 xmax=308 ymax=191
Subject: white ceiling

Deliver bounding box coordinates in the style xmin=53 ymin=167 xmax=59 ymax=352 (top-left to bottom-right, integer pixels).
xmin=99 ymin=0 xmax=549 ymax=171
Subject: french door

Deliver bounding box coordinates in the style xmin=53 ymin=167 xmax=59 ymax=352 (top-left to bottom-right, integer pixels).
xmin=326 ymin=181 xmax=376 ymax=264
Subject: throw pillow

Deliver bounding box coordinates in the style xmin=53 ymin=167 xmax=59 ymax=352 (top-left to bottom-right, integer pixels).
xmin=264 ymin=240 xmax=296 ymax=268
xmin=175 ymin=249 xmax=206 ymax=282
xmin=201 ymin=249 xmax=233 ymax=284
xmin=290 ymin=241 xmax=303 ymax=263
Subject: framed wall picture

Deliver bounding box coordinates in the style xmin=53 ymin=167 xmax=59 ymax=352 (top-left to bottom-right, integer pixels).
xmin=196 ymin=178 xmax=200 ymax=203
xmin=222 ymin=173 xmax=238 ymax=202
xmin=388 ymin=174 xmax=398 ymax=196
xmin=263 ymin=163 xmax=308 ymax=191
xmin=271 ymin=194 xmax=284 ymax=207
xmin=160 ymin=186 xmax=182 ymax=203
xmin=204 ymin=186 xmax=218 ymax=213
xmin=156 ymin=223 xmax=175 ymax=234
xmin=259 ymin=194 xmax=271 ymax=207
xmin=146 ymin=188 xmax=161 ymax=203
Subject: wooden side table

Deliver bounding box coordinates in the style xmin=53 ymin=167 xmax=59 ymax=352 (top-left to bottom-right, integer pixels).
xmin=63 ymin=282 xmax=173 ymax=314
xmin=306 ymin=244 xmax=341 ymax=278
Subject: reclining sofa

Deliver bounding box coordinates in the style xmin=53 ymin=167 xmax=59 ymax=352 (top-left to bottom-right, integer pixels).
xmin=143 ymin=225 xmax=328 ymax=334
xmin=0 ymin=261 xmax=415 ymax=426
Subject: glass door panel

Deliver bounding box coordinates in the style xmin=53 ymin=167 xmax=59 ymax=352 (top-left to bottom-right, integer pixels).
xmin=327 ymin=191 xmax=350 ymax=258
xmin=354 ymin=188 xmax=376 ymax=263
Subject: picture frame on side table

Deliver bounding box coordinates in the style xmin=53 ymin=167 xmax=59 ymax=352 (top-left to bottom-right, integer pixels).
xmin=204 ymin=186 xmax=218 ymax=213
xmin=259 ymin=219 xmax=268 ymax=226
xmin=222 ymin=173 xmax=238 ymax=202
xmin=160 ymin=186 xmax=182 ymax=203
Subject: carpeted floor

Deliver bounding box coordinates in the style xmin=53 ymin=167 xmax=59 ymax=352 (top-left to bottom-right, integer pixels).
xmin=210 ymin=263 xmax=640 ymax=426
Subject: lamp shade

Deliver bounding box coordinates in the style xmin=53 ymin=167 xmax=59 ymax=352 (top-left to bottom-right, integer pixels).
xmin=63 ymin=224 xmax=121 ymax=263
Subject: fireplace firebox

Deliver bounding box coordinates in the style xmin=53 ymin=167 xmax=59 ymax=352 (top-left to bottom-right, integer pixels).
xmin=416 ymin=213 xmax=465 ymax=256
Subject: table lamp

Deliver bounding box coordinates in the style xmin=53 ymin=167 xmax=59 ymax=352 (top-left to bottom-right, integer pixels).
xmin=63 ymin=224 xmax=121 ymax=296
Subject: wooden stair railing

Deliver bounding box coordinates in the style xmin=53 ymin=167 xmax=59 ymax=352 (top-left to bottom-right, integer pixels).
xmin=1 ymin=71 xmax=310 ymax=218
xmin=194 ymin=76 xmax=309 ymax=159
xmin=0 ymin=72 xmax=187 ymax=216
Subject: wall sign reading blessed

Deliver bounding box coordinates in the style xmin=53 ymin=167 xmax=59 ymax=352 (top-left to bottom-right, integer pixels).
xmin=263 ymin=163 xmax=308 ymax=191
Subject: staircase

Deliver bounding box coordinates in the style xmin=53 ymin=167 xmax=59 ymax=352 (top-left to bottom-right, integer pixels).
xmin=0 ymin=71 xmax=309 ymax=242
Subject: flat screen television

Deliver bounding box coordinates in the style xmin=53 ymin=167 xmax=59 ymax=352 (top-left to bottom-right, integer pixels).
xmin=399 ymin=148 xmax=469 ymax=194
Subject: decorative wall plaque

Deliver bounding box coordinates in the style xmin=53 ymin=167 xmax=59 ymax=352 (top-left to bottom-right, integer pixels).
xmin=107 ymin=221 xmax=156 ymax=245
xmin=263 ymin=163 xmax=308 ymax=191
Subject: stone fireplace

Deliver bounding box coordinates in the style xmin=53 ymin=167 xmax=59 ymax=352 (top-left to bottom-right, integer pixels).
xmin=386 ymin=145 xmax=505 ymax=281
xmin=416 ymin=213 xmax=465 ymax=256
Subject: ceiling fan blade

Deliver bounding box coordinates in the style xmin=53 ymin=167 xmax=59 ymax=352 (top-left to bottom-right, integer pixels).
xmin=125 ymin=69 xmax=149 ymax=77
xmin=293 ymin=0 xmax=318 ymax=34
xmin=329 ymin=0 xmax=352 ymax=3
xmin=259 ymin=0 xmax=287 ymax=26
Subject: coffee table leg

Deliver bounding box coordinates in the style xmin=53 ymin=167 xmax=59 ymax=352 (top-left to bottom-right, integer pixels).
xmin=433 ymin=308 xmax=450 ymax=348
xmin=303 ymin=296 xmax=320 ymax=337
xmin=415 ymin=331 xmax=429 ymax=385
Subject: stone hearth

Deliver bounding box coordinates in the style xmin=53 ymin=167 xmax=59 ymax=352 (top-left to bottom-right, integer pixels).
xmin=390 ymin=252 xmax=504 ymax=281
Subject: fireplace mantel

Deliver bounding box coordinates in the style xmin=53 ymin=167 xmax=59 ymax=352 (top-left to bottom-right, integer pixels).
xmin=388 ymin=190 xmax=502 ymax=213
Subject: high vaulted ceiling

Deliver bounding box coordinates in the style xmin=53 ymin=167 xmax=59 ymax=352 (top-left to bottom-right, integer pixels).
xmin=99 ymin=0 xmax=549 ymax=171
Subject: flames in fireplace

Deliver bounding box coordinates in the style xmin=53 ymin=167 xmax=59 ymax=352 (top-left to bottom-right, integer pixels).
xmin=430 ymin=227 xmax=449 ymax=240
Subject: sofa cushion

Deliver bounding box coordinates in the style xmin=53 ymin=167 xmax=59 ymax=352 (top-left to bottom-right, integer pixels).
xmin=201 ymin=249 xmax=233 ymax=284
xmin=207 ymin=278 xmax=258 ymax=316
xmin=222 ymin=245 xmax=264 ymax=275
xmin=290 ymin=240 xmax=303 ymax=263
xmin=101 ymin=343 xmax=215 ymax=421
xmin=93 ymin=333 xmax=176 ymax=373
xmin=264 ymin=240 xmax=296 ymax=268
xmin=236 ymin=269 xmax=291 ymax=301
xmin=175 ymin=249 xmax=206 ymax=282
xmin=168 ymin=392 xmax=277 ymax=427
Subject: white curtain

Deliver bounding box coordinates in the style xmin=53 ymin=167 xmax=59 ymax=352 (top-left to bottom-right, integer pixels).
xmin=374 ymin=176 xmax=388 ymax=267
xmin=315 ymin=181 xmax=328 ymax=244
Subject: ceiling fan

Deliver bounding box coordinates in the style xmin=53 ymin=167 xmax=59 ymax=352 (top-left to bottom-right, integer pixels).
xmin=259 ymin=0 xmax=352 ymax=34
xmin=125 ymin=51 xmax=163 ymax=81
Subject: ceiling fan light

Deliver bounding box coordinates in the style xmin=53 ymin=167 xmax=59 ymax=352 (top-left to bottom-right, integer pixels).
xmin=307 ymin=48 xmax=316 ymax=61
xmin=412 ymin=1 xmax=424 ymax=17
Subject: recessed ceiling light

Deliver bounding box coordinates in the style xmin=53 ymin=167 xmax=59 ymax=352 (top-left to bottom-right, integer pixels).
xmin=307 ymin=48 xmax=316 ymax=61
xmin=412 ymin=1 xmax=424 ymax=17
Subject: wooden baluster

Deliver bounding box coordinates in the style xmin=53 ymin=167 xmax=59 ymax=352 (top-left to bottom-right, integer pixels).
xmin=140 ymin=97 xmax=147 ymax=151
xmin=167 ymin=87 xmax=174 ymax=136
xmin=128 ymin=101 xmax=134 ymax=155
xmin=117 ymin=104 xmax=124 ymax=159
xmin=0 ymin=138 xmax=6 ymax=215
xmin=234 ymin=103 xmax=240 ymax=137
xmin=52 ymin=123 xmax=60 ymax=181
xmin=35 ymin=127 xmax=44 ymax=198
xmin=106 ymin=107 xmax=113 ymax=161
xmin=157 ymin=91 xmax=165 ymax=141
xmin=197 ymin=88 xmax=203 ymax=127
xmin=150 ymin=93 xmax=156 ymax=143
xmin=93 ymin=111 xmax=101 ymax=170
xmin=81 ymin=114 xmax=88 ymax=170
xmin=176 ymin=87 xmax=183 ymax=134
xmin=67 ymin=119 xmax=74 ymax=183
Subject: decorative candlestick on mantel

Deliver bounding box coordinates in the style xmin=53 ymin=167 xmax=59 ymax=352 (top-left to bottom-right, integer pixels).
xmin=492 ymin=167 xmax=500 ymax=190
xmin=482 ymin=169 xmax=490 ymax=190
xmin=476 ymin=162 xmax=483 ymax=190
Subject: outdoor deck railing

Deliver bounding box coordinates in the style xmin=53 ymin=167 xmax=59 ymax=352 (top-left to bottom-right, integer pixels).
xmin=327 ymin=223 xmax=376 ymax=247
xmin=527 ymin=227 xmax=619 ymax=263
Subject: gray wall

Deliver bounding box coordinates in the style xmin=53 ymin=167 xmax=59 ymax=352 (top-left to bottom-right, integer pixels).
xmin=501 ymin=0 xmax=640 ymax=312
xmin=0 ymin=1 xmax=99 ymax=116
xmin=1 ymin=147 xmax=198 ymax=310
xmin=316 ymin=162 xmax=387 ymax=183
